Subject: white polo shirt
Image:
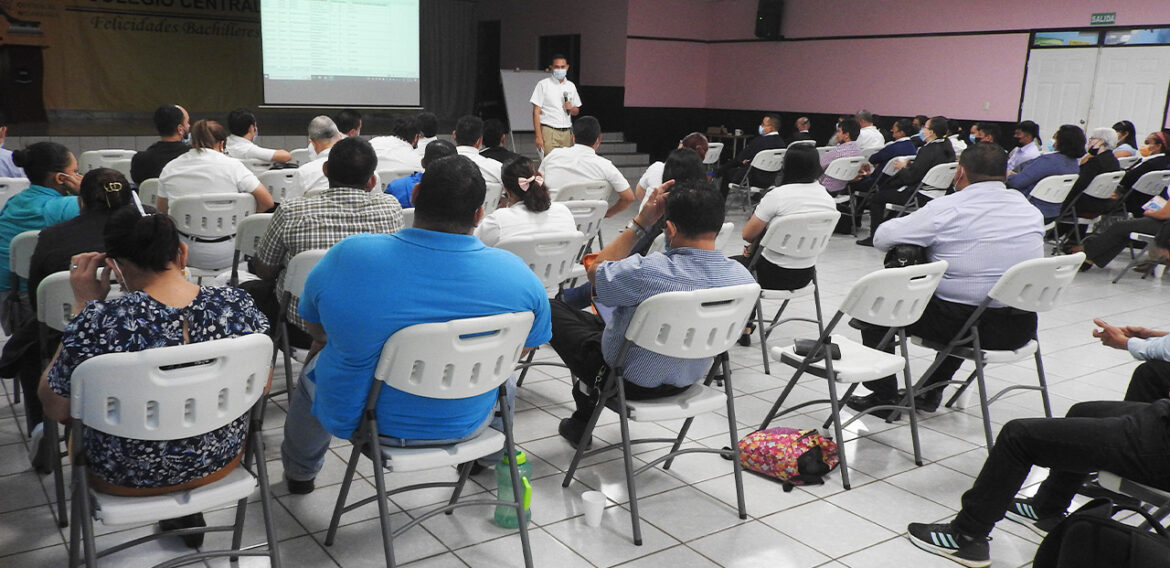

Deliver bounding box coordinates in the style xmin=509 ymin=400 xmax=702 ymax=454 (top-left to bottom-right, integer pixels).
xmin=856 ymin=125 xmax=885 ymax=151
xmin=293 ymin=147 xmax=331 ymax=196
xmin=370 ymin=135 xmax=422 ymax=172
xmin=751 ymin=182 xmax=837 ymax=268
xmin=636 ymin=161 xmax=665 ymax=210
xmin=225 ymin=134 xmax=280 ymax=162
xmin=456 ymin=145 xmax=503 ymax=186
xmin=530 ymin=76 xmax=582 ymax=130
xmin=414 ymin=135 xmax=438 ymax=157
xmin=539 ymin=144 xmax=631 ymax=193
xmin=475 ymin=201 xmax=577 ymax=247
xmin=158 ymin=148 xmax=261 ymax=200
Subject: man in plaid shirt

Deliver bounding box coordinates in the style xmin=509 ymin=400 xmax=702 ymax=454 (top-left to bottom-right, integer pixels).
xmin=247 ymin=137 xmax=405 ymax=347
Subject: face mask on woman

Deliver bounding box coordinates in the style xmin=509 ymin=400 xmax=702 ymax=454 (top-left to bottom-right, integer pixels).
xmin=1140 ymin=145 xmax=1154 ymax=157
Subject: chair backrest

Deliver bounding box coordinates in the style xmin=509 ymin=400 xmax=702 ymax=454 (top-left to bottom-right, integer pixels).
xmin=36 ymin=271 xmax=123 ymax=332
xmin=8 ymin=230 xmax=39 ymax=279
xmin=258 ymin=170 xmax=302 ymax=204
xmin=859 ymin=147 xmax=881 ymax=160
xmin=623 ymin=283 xmax=760 ymax=359
xmin=283 ymin=248 xmax=327 ymax=298
xmin=0 ymin=177 xmax=28 ymax=212
xmin=483 ymin=182 xmax=503 ymax=216
xmin=495 ymin=231 xmax=586 ymax=290
xmin=78 ymin=149 xmax=136 ymax=173
xmin=234 ymin=213 xmax=273 ymax=258
xmin=374 ymin=311 xmax=534 ymax=399
xmin=788 ymin=140 xmax=816 ymax=149
xmin=1118 ymin=155 xmax=1141 ymax=170
xmin=1028 ymin=174 xmax=1079 ymax=205
xmin=747 ymin=149 xmax=785 ymax=173
xmin=919 ymin=162 xmax=958 ymax=191
xmin=564 ymin=199 xmax=608 ymax=242
xmin=1132 ymin=170 xmax=1170 ymax=197
xmin=823 ymin=156 xmax=866 ymax=182
xmin=1082 ymin=170 xmax=1126 ymax=200
xmin=167 ymin=193 xmax=257 ymax=239
xmin=838 ymin=261 xmax=948 ymax=327
xmin=137 ymin=178 xmax=161 ymax=208
xmin=70 ymin=334 xmax=272 ymax=441
xmin=108 ymin=158 xmax=134 ymax=181
xmin=703 ymin=142 xmax=724 ymax=165
xmin=987 ymin=252 xmax=1085 ymax=312
xmin=759 ymin=211 xmax=840 ymax=260
xmin=646 ymin=221 xmax=736 ymax=255
xmin=552 ymin=180 xmax=612 ymax=203
xmin=238 ymin=158 xmax=274 ymax=175
xmin=815 ymin=146 xmax=832 ymax=156
xmin=401 ymin=207 xmax=415 ymax=228
xmin=289 ymin=148 xmax=311 ymax=166
xmin=376 ymin=168 xmax=418 ymax=192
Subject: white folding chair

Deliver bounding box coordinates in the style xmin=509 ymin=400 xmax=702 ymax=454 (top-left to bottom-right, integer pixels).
xmin=0 ymin=177 xmax=30 ymax=211
xmin=483 ymin=181 xmax=504 ymax=216
xmin=823 ymin=156 xmax=867 ymax=233
xmin=7 ymin=229 xmax=38 ymax=301
xmin=703 ymin=142 xmax=724 ymax=174
xmin=886 ymin=162 xmax=958 ymax=218
xmin=746 ymin=211 xmax=840 ymax=374
xmin=67 ymin=334 xmax=280 ymax=568
xmin=788 ymin=140 xmax=816 ymax=149
xmin=376 ymin=168 xmax=419 ymax=192
xmin=859 ymin=146 xmax=881 ymax=160
xmin=1098 ymin=471 xmax=1170 ymax=529
xmin=229 ymin=213 xmax=274 ymax=286
xmin=551 ymin=179 xmax=613 ymax=203
xmin=323 ymin=312 xmax=536 ymax=567
xmin=562 ymin=284 xmax=760 ymax=545
xmin=1054 ymin=170 xmax=1125 ymax=249
xmin=1119 ymin=170 xmax=1170 ymax=213
xmin=238 ymin=158 xmax=274 ymax=176
xmin=1118 ymin=155 xmax=1141 ymax=170
xmin=646 ymin=221 xmax=735 ymax=255
xmin=908 ymin=254 xmax=1085 ymax=449
xmin=136 ymin=178 xmax=160 ymax=208
xmin=728 ymin=148 xmax=784 ymax=210
xmin=35 ymin=271 xmax=76 ymax=527
xmin=107 ymin=158 xmax=133 ymax=182
xmin=77 ymin=149 xmax=135 ymax=173
xmin=1029 ymin=174 xmax=1080 ymax=233
xmin=273 ymin=249 xmax=327 ymax=395
xmin=760 ymin=261 xmax=948 ymax=489
xmin=495 ymin=231 xmax=586 ymax=296
xmin=167 ymin=193 xmax=257 ymax=276
xmin=258 ymin=170 xmax=302 ymax=204
xmin=564 ymin=199 xmax=608 ymax=256
xmin=1111 ymin=171 xmax=1170 ymax=282
xmin=401 ymin=207 xmax=414 ymax=228
xmin=289 ymin=147 xmax=311 ymax=166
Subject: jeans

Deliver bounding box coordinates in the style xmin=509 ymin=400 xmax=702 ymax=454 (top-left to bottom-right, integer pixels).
xmin=280 ymin=358 xmax=517 ymax=482
xmin=952 ymin=399 xmax=1170 ymax=537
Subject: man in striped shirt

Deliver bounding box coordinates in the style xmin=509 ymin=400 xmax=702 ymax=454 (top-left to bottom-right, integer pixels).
xmin=547 ymin=180 xmax=755 ymax=448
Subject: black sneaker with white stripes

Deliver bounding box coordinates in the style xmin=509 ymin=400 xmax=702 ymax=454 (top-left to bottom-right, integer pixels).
xmin=907 ymin=522 xmax=991 ymax=567
xmin=1004 ymin=497 xmax=1065 ymax=536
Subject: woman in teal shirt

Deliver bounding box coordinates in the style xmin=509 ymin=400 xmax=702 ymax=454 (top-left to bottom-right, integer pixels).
xmin=0 ymin=141 xmax=81 ymax=329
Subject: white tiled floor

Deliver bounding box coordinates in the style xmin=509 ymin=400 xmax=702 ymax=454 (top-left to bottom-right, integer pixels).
xmin=1 ymin=204 xmax=1166 ymax=567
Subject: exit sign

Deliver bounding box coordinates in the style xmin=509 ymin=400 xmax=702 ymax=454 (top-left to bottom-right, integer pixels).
xmin=1090 ymin=12 xmax=1116 ymax=25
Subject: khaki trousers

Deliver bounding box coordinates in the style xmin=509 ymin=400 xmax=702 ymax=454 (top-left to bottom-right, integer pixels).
xmin=541 ymin=124 xmax=573 ymax=153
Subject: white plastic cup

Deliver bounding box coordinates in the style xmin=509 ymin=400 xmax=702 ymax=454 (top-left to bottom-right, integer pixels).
xmin=581 ymin=491 xmax=606 ymax=527
xmin=734 ymin=128 xmax=743 ymax=136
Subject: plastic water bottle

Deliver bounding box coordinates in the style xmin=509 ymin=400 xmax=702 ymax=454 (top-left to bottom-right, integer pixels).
xmin=493 ymin=450 xmax=533 ymax=528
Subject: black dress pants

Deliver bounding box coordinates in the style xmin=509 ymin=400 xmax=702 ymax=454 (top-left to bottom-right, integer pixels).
xmin=952 ymin=399 xmax=1170 ymax=537
xmin=1082 ymin=217 xmax=1169 ymax=267
xmin=866 ymin=184 xmax=922 ymax=235
xmin=1124 ymin=360 xmax=1170 ymax=403
xmin=860 ymin=296 xmax=1037 ymax=399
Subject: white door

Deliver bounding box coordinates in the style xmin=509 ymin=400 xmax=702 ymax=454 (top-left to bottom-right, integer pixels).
xmin=1020 ymin=49 xmax=1100 ymax=131
xmin=1087 ymin=46 xmax=1170 ymax=137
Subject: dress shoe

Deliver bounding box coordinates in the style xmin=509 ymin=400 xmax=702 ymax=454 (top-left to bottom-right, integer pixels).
xmin=558 ymin=418 xmax=593 ymax=450
xmin=855 ymin=237 xmax=874 ymax=247
xmin=844 ymin=392 xmax=900 ymax=420
xmin=159 ymin=513 xmax=207 ymax=549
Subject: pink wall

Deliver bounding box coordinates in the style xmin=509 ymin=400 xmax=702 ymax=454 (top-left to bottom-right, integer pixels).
xmin=476 ymin=0 xmax=629 ymax=87
xmin=624 ymin=39 xmax=709 ymax=108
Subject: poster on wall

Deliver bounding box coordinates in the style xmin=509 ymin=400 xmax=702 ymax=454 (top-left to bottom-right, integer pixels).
xmin=0 ymin=0 xmax=262 ymax=113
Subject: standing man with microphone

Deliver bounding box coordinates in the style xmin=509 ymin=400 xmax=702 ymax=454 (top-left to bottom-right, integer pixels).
xmin=530 ymin=54 xmax=581 ymax=156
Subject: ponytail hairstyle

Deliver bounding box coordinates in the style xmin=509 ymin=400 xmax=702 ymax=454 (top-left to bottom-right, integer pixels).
xmin=189 ymin=119 xmax=228 ymax=151
xmin=78 ymin=168 xmax=134 ymax=212
xmin=103 ymin=206 xmax=181 ymax=272
xmin=1113 ymin=120 xmax=1137 ymax=148
xmin=501 ymin=156 xmax=551 ymax=212
xmin=11 ymin=141 xmax=71 ymax=186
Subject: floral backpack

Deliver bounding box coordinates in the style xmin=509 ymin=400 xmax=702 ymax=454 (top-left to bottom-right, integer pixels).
xmin=737 ymin=427 xmax=839 ymax=491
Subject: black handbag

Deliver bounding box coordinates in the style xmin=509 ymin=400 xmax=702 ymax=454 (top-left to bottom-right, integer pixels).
xmin=1033 ymin=497 xmax=1170 ymax=568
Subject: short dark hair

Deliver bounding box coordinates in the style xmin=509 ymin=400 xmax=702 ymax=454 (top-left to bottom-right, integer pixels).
xmin=572 ymin=116 xmax=601 ymax=146
xmin=417 ymin=112 xmax=438 ymax=137
xmin=421 ymin=139 xmax=457 ymax=169
xmin=550 ymin=53 xmax=568 ymax=65
xmin=502 ymin=156 xmax=550 ymax=213
xmin=893 ymin=118 xmax=915 ymax=138
xmin=779 ymin=144 xmax=822 ymax=185
xmin=453 ymin=115 xmax=484 ymax=146
xmin=1054 ymin=124 xmax=1087 ymax=160
xmin=11 ymin=141 xmax=72 ymax=186
xmin=334 ymin=109 xmax=362 ymax=134
xmin=227 ymin=108 xmax=258 ymax=137
xmin=104 ymin=206 xmax=181 ymax=272
xmin=79 ymin=168 xmax=134 ymax=212
xmin=662 ymin=148 xmax=706 ymax=185
xmin=975 ymin=122 xmax=1000 ymax=142
xmin=482 ymin=119 xmax=507 ymax=149
xmin=413 ymin=155 xmax=486 ymax=233
xmin=763 ymin=113 xmax=782 ymax=129
xmin=392 ymin=115 xmax=421 ymax=142
xmin=959 ymin=142 xmax=1008 ymax=183
xmin=927 ymin=116 xmax=949 ymax=139
xmin=837 ymin=118 xmax=861 ymax=141
xmin=1015 ymin=120 xmax=1040 ymax=142
xmin=665 ymin=180 xmax=724 ymax=238
xmin=325 ymin=137 xmax=378 ymax=189
xmin=153 ymin=105 xmax=185 ymax=137
xmin=914 ymin=115 xmax=929 ymax=127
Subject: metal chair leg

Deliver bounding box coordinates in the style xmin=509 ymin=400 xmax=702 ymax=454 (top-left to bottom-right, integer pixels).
xmin=324 ymin=438 xmax=365 ymax=546
xmin=898 ymin=330 xmax=923 ymax=467
xmin=971 ymin=331 xmax=995 ymax=451
xmin=499 ymin=390 xmax=534 ymax=567
xmin=1034 ymin=342 xmax=1053 ymax=418
xmin=719 ymin=357 xmax=747 ymax=519
xmin=615 ymin=386 xmax=644 ymax=545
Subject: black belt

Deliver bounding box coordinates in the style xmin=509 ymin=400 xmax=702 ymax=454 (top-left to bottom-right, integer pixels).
xmin=179 ymin=231 xmax=233 ymax=244
xmin=542 ymin=125 xmax=571 ymax=131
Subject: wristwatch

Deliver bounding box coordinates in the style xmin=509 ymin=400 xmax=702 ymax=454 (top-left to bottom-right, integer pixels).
xmin=626 ymin=219 xmax=647 ymax=239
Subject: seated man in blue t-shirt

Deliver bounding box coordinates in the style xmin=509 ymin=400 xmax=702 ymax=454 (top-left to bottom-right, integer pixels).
xmin=281 ymin=154 xmax=552 ymax=494
xmin=547 ymin=179 xmax=756 ymax=448
xmin=385 ymin=138 xmax=456 ymax=208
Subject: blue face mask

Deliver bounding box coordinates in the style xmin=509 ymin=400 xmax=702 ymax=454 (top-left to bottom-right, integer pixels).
xmin=552 ymin=69 xmax=567 ymax=80
xmin=969 ymin=134 xmax=977 ymax=144
xmin=758 ymin=125 xmax=765 ymax=135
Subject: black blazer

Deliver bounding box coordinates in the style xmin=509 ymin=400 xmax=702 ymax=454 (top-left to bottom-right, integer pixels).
xmin=733 ymin=133 xmax=787 ymax=187
xmin=884 ymin=139 xmax=955 ymax=189
xmin=791 ymin=131 xmax=814 ymax=143
xmin=1065 ymin=151 xmax=1120 ymax=206
xmin=1121 ymin=154 xmax=1170 ymax=215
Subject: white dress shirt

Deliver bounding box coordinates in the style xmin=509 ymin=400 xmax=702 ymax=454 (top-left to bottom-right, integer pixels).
xmin=370 ymin=135 xmax=422 ymax=172
xmin=856 ymin=125 xmax=885 ymax=151
xmin=1007 ymin=142 xmax=1042 ymax=173
xmin=540 ymin=144 xmax=631 ymax=194
xmin=476 ymin=201 xmax=578 ymax=293
xmin=293 ymin=147 xmax=331 ymax=196
xmin=751 ymin=182 xmax=837 ymax=268
xmin=456 ymin=145 xmax=503 ymax=186
xmin=636 ymin=161 xmax=665 ymax=210
xmin=530 ymin=76 xmax=581 ymax=130
xmin=414 ymin=136 xmax=438 ymax=157
xmin=873 ymin=181 xmax=1043 ymax=306
xmin=225 ymin=135 xmax=279 ymax=162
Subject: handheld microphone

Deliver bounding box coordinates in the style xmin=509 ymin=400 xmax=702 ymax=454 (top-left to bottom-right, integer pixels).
xmin=563 ymin=92 xmax=571 ymax=116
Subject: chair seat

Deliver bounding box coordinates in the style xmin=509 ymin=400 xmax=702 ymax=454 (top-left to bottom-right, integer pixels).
xmin=1098 ymin=471 xmax=1170 ymax=502
xmin=622 ymin=383 xmax=726 ymax=422
xmin=380 ymin=428 xmax=505 ymax=473
xmin=761 ymin=281 xmax=814 ymax=301
xmin=912 ymin=337 xmax=1038 ymax=364
xmin=728 ymin=182 xmax=769 ymax=193
xmin=93 ymin=467 xmax=257 ymax=526
xmin=773 ymin=334 xmax=904 ymax=382
xmin=1129 ymin=232 xmax=1156 ymax=242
